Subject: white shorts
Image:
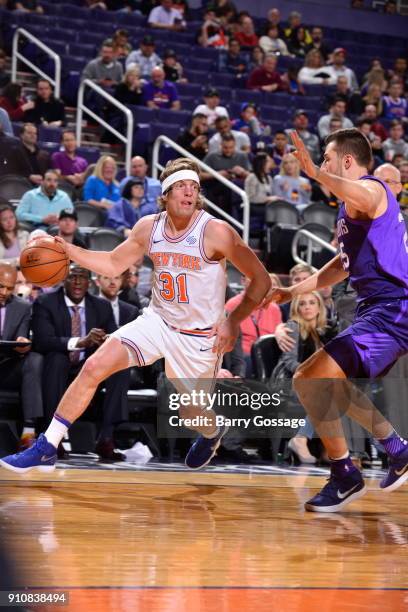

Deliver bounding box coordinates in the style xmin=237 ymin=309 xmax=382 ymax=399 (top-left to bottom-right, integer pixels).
xmin=111 ymin=307 xmax=222 ymax=392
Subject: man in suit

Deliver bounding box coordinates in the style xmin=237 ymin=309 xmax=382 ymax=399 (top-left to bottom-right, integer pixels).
xmin=95 ymin=272 xmax=139 ymax=327
xmin=0 ymin=263 xmax=43 ymax=450
xmin=32 ymin=264 xmax=130 ymax=460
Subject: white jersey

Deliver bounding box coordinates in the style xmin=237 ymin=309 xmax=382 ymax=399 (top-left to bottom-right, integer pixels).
xmin=148 ymin=210 xmax=226 ymax=331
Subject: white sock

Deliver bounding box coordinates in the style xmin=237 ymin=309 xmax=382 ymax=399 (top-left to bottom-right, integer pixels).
xmin=21 ymin=427 xmax=35 ymax=436
xmin=44 ymin=418 xmax=70 ymax=449
xmin=329 ymin=450 xmax=350 ymax=461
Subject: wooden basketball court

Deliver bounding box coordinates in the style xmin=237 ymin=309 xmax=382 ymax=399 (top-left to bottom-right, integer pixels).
xmin=1 ymin=465 xmax=407 ymax=611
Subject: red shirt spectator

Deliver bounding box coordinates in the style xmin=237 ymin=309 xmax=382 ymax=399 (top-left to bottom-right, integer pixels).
xmin=0 ymin=83 xmax=34 ymax=122
xmin=247 ymin=55 xmax=286 ymax=92
xmin=225 ymin=291 xmax=282 ymax=355
xmin=234 ymin=15 xmax=259 ymax=48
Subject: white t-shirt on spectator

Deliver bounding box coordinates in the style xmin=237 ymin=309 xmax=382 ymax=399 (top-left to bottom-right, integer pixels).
xmin=193 ymin=104 xmax=229 ymax=127
xmin=324 ymin=65 xmax=358 ymax=91
xmin=148 ymin=5 xmax=185 ymax=26
xmin=208 ymin=130 xmax=250 ymax=154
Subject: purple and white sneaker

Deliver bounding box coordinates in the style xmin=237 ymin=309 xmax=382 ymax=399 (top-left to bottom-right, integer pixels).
xmin=380 ymin=446 xmax=408 ymax=492
xmin=0 ymin=434 xmax=57 ymax=474
xmin=305 ymin=470 xmax=366 ymax=513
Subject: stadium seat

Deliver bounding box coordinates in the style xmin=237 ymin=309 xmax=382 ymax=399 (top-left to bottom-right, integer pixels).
xmin=251 ymin=335 xmax=282 ymax=383
xmin=301 ymin=203 xmax=338 ymax=229
xmin=88 ymin=228 xmax=124 ymax=251
xmin=265 ymin=201 xmax=300 ymax=226
xmin=74 ymin=203 xmax=106 ymax=228
xmin=0 ymin=176 xmax=32 ymax=202
xmin=295 ymin=222 xmax=334 ymax=268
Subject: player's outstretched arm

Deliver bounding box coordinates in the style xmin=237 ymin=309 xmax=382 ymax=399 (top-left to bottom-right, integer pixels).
xmin=290 ymin=131 xmax=385 ymax=217
xmin=55 ymin=216 xmax=155 ymax=276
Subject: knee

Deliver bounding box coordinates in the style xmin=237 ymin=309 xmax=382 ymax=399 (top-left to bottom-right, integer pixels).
xmin=81 ymin=355 xmax=108 ymax=385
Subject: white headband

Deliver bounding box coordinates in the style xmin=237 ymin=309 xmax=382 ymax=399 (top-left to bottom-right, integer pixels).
xmin=161 ymin=170 xmax=200 ymax=194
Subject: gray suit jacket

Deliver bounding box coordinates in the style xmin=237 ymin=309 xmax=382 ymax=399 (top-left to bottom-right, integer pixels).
xmin=2 ymin=296 xmax=31 ymax=341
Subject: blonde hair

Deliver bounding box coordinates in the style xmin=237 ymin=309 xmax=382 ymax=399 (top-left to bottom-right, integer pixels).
xmin=123 ymin=66 xmax=140 ymax=86
xmin=289 ymin=263 xmax=313 ymax=278
xmin=158 ymin=157 xmax=205 ymax=211
xmin=93 ymin=155 xmax=118 ymax=183
xmin=269 ymin=273 xmax=282 ymax=288
xmin=290 ymin=291 xmax=327 ymax=345
xmin=280 ymin=153 xmax=300 ymax=177
xmin=304 ymin=49 xmax=323 ymax=68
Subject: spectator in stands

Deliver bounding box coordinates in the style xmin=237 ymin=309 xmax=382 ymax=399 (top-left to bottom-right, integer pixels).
xmin=113 ymin=66 xmax=143 ymax=106
xmin=23 ymin=79 xmax=65 ymax=126
xmin=0 ymin=205 xmax=29 ymax=264
xmin=8 ymin=0 xmax=43 ymax=12
xmin=0 ymin=82 xmax=34 ymax=121
xmin=0 ymin=262 xmax=43 ymax=451
xmin=83 ymin=155 xmax=121 ymax=211
xmin=244 ymin=152 xmax=275 ymax=206
xmin=20 ymin=123 xmax=51 ymax=185
xmin=208 ymin=115 xmax=250 ymax=154
xmin=362 ymin=60 xmax=388 ymax=92
xmin=57 ymin=209 xmax=88 ymax=249
xmin=383 ymin=80 xmax=408 ymax=121
xmin=355 ymin=118 xmax=384 ymax=162
xmin=225 ymin=274 xmax=282 ymax=376
xmin=285 ymin=110 xmax=320 ymax=163
xmin=361 ymin=103 xmax=388 ymax=141
xmin=162 ymin=49 xmax=186 ymax=84
xmin=96 ymin=272 xmax=139 ymax=328
xmin=248 ymin=46 xmax=265 ymax=72
xmin=267 ymin=130 xmax=293 ymax=166
xmin=287 ymin=26 xmax=309 ymax=59
xmin=388 ymin=57 xmax=408 ymax=91
xmin=51 ymin=130 xmax=89 ymax=190
xmin=298 ymin=49 xmax=332 ymax=86
xmin=325 ymin=47 xmax=359 ymax=91
xmin=125 ymin=36 xmax=161 ymax=80
xmin=374 ymin=163 xmax=402 ymax=199
xmin=362 ymin=81 xmax=383 ymax=114
xmin=382 ymin=120 xmax=408 ymax=161
xmin=317 ymin=98 xmax=354 ymax=140
xmin=148 ymin=0 xmax=186 ymax=30
xmin=16 ymin=170 xmax=73 ymax=228
xmin=119 ymin=155 xmax=161 ymax=209
xmin=305 ymin=26 xmax=331 ymax=61
xmin=247 ymin=53 xmax=286 ymax=93
xmin=327 ymin=116 xmax=343 ymax=134
xmin=176 ymin=113 xmax=209 ymax=160
xmin=143 ymin=66 xmax=180 ymax=110
xmin=326 ymin=75 xmax=364 ymax=115
xmin=264 ymin=7 xmax=284 ymax=38
xmin=32 ymin=264 xmax=131 ymax=460
xmin=216 ymin=39 xmax=249 ymax=78
xmin=259 ymin=24 xmax=289 ymax=56
xmin=208 ymin=0 xmax=237 ymax=24
xmin=202 ymin=133 xmax=251 ymax=214
xmin=110 ymin=29 xmax=132 ymax=60
xmin=81 ymin=42 xmax=124 ymax=89
xmin=199 ymin=10 xmax=228 ymax=49
xmin=282 ymin=63 xmax=306 ymax=95
xmin=0 ymin=125 xmax=31 ymax=176
xmin=232 ymin=102 xmax=265 ymax=137
xmin=273 ymin=153 xmax=311 ymax=208
xmin=384 ymin=0 xmax=398 ymax=14
xmin=120 ymin=265 xmax=149 ymax=309
xmin=193 ymin=88 xmax=229 ymax=128
xmin=105 ymin=177 xmax=158 ymax=235
xmin=284 ymin=11 xmax=311 ymax=42
xmin=272 ymin=291 xmax=336 ymax=464
xmin=234 ymin=15 xmax=258 ymax=48
xmin=0 ymin=105 xmax=13 ymax=136
xmin=0 ymin=50 xmax=10 ymax=90
xmin=398 ymin=161 xmax=408 ymax=208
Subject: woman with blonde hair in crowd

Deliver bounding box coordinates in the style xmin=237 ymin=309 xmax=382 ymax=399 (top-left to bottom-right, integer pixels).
xmin=273 ymin=153 xmax=311 ymax=208
xmin=0 ymin=205 xmax=29 ymax=265
xmin=271 ymin=291 xmax=337 ymax=463
xmin=362 ymin=83 xmax=383 ymax=116
xmin=83 ymin=155 xmax=121 ymax=210
xmin=114 ymin=66 xmax=143 ymax=106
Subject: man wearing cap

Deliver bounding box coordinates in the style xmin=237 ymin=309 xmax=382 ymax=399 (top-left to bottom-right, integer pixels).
xmin=285 ymin=110 xmax=320 ymax=163
xmin=58 ymin=209 xmax=88 ymax=249
xmin=16 ymin=170 xmax=74 ymax=229
xmin=148 ymin=0 xmax=186 ymax=30
xmin=325 ymin=48 xmax=358 ymax=91
xmin=193 ymin=89 xmax=229 ymax=128
xmin=125 ymin=36 xmax=161 ymax=81
xmin=162 ymin=49 xmax=185 ymax=83
xmin=143 ymin=66 xmax=180 ymax=110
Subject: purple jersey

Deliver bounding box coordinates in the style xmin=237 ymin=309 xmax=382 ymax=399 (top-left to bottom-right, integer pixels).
xmin=336 ymin=175 xmax=408 ymax=303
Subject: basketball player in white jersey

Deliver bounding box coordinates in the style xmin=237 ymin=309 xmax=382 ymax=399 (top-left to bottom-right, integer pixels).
xmin=1 ymin=158 xmax=271 ymax=473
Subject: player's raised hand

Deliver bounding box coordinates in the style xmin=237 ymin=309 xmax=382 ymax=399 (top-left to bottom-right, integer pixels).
xmin=289 ymin=130 xmax=318 ymax=179
xmin=262 ymin=286 xmax=292 ymax=307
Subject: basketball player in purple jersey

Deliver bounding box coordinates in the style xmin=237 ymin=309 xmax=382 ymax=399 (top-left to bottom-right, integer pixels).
xmin=268 ymin=128 xmax=408 ymax=512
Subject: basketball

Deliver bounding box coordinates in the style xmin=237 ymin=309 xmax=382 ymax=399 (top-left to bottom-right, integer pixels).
xmin=19 ymin=237 xmax=70 ymax=287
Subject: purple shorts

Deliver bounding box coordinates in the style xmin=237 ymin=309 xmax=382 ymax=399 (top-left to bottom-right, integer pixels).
xmin=324 ymin=298 xmax=408 ymax=378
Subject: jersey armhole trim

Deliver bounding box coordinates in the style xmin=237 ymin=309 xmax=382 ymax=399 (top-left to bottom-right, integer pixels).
xmin=199 ymin=217 xmax=220 ymax=265
xmin=147 ymin=212 xmax=162 ymax=255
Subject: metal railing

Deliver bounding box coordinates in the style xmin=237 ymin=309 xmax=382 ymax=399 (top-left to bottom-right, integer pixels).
xmin=76 ymin=79 xmax=134 ymax=175
xmin=152 ymin=135 xmax=250 ymax=243
xmin=292 ymin=228 xmax=337 ymax=268
xmin=12 ymin=28 xmax=61 ymax=98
